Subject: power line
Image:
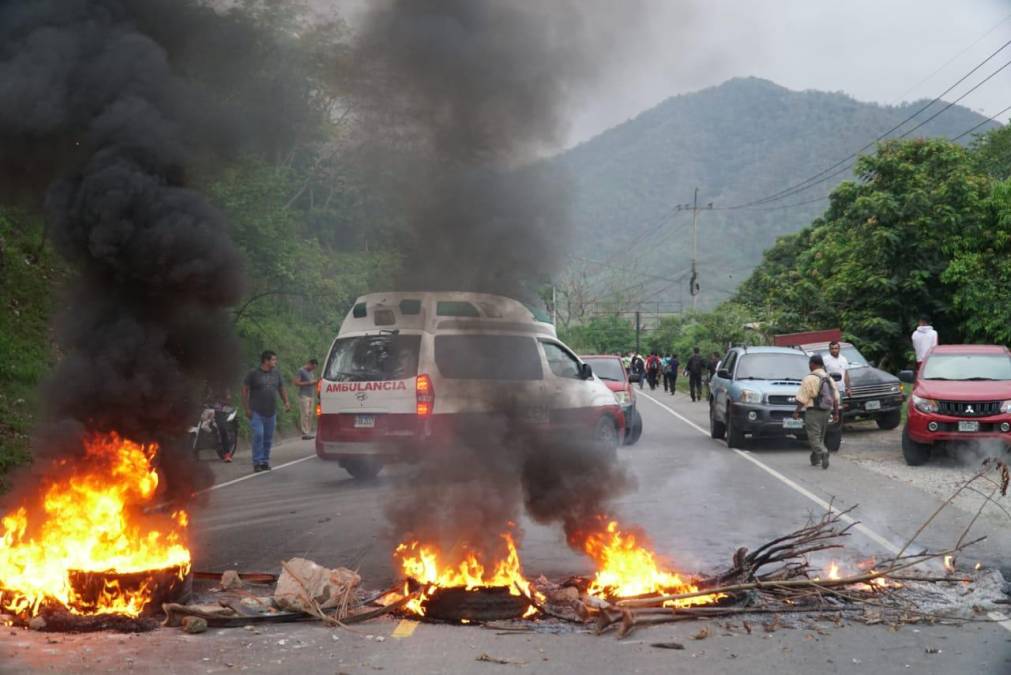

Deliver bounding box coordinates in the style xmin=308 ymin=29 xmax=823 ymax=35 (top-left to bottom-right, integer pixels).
xmin=953 ymin=102 xmax=1011 ymax=141
xmin=722 ymin=37 xmax=1011 ymax=210
xmin=724 ymin=55 xmax=1011 ymax=210
xmin=894 ymin=12 xmax=1011 ymax=103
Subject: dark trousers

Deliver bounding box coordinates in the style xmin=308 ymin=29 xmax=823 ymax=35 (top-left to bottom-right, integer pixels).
xmin=689 ymin=373 xmax=703 ymax=401
xmin=663 ymin=372 xmax=674 ymax=392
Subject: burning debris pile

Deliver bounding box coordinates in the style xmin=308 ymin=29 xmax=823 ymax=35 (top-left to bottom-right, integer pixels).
xmin=0 ymin=433 xmax=192 ymax=630
xmin=0 ymin=0 xmax=298 ymax=631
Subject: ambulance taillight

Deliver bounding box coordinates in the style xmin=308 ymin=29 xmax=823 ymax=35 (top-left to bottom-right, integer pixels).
xmin=416 ymin=374 xmax=434 ymax=417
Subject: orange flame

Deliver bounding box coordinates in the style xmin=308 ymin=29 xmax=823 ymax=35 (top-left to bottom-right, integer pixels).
xmin=581 ymin=520 xmax=719 ymax=606
xmin=395 ymin=533 xmax=537 ymax=617
xmin=0 ymin=432 xmax=190 ymax=617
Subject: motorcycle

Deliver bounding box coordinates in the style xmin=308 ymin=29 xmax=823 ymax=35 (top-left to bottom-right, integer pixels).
xmin=190 ymin=403 xmax=238 ymax=461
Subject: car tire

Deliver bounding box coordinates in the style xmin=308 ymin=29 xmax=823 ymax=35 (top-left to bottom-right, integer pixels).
xmin=710 ymin=401 xmax=726 ymax=440
xmin=826 ymin=425 xmax=842 ymax=453
xmin=624 ymin=408 xmax=643 ymax=446
xmin=875 ymin=409 xmax=901 ymax=430
xmin=901 ymin=425 xmax=931 ymax=466
xmin=593 ymin=416 xmax=620 ymax=457
xmin=341 ymin=458 xmax=384 ymax=480
xmin=726 ymin=405 xmax=746 ymax=449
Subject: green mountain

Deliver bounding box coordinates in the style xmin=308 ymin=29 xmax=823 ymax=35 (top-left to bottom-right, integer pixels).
xmin=552 ymin=77 xmax=999 ymax=309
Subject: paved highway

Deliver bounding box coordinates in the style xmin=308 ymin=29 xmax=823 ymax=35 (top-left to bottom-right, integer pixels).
xmin=4 ymin=392 xmax=1009 ymax=674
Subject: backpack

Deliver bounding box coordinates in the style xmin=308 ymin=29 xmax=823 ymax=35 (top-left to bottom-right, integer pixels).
xmin=814 ymin=375 xmax=834 ymax=411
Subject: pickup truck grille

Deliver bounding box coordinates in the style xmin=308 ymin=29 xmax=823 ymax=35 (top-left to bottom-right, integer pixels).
xmin=937 ymin=400 xmax=1003 ymax=418
xmin=847 ymin=383 xmax=898 ymax=398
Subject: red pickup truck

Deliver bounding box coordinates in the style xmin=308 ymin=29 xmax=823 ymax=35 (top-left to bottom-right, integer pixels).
xmin=898 ymin=345 xmax=1011 ymax=465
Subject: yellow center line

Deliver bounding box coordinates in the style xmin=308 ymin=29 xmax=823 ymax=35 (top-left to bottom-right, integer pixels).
xmin=391 ymin=619 xmax=419 ymax=638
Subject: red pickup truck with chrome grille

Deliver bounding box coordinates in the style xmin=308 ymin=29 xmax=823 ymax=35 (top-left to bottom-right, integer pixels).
xmin=898 ymin=345 xmax=1011 ymax=465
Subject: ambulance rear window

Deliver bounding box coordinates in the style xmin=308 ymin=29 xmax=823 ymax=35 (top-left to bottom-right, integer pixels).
xmin=434 ymin=335 xmax=542 ymax=380
xmin=325 ymin=335 xmax=421 ymax=382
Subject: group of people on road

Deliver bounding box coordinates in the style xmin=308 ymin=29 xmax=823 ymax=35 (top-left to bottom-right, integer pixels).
xmin=620 ymin=347 xmax=721 ymax=401
xmin=232 ymin=351 xmax=321 ymax=472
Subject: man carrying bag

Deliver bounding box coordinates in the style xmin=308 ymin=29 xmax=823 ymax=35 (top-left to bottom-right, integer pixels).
xmin=792 ymin=354 xmax=840 ymax=470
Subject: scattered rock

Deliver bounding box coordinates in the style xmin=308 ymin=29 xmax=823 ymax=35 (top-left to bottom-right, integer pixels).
xmin=181 ymin=616 xmax=208 ymax=634
xmin=28 ymin=616 xmax=46 ymax=631
xmin=221 ymin=570 xmax=244 ymax=590
xmin=651 ymin=642 xmax=685 ymax=650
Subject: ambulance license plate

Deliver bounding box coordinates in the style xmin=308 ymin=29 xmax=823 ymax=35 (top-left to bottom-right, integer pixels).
xmin=865 ymin=400 xmax=881 ymax=411
xmin=958 ymin=421 xmax=979 ymax=432
xmin=782 ymin=418 xmax=805 ymax=430
xmin=354 ymin=415 xmax=376 ymax=429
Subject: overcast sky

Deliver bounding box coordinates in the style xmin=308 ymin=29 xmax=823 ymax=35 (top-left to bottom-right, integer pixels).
xmin=333 ymin=1 xmax=1010 ymax=149
xmin=563 ymin=0 xmax=1011 ymax=146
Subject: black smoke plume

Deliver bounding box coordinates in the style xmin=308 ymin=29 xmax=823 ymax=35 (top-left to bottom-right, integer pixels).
xmin=354 ymin=1 xmax=640 ymax=566
xmin=0 ymin=0 xmax=295 ymax=498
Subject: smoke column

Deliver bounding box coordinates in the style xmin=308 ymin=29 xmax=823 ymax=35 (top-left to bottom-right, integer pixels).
xmin=0 ymin=0 xmax=294 ymax=498
xmin=354 ymin=1 xmax=644 ymax=564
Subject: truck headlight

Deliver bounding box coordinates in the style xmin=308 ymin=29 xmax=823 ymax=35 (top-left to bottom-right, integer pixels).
xmin=614 ymin=391 xmax=630 ymax=406
xmin=889 ymin=384 xmax=901 ymax=394
xmin=739 ymin=389 xmax=762 ymax=404
xmin=912 ymin=394 xmax=939 ymax=414
xmin=1000 ymin=400 xmax=1011 ymax=414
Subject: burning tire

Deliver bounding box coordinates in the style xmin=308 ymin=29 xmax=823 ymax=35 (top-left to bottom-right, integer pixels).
xmin=422 ymin=585 xmax=531 ymax=622
xmin=341 ymin=458 xmax=383 ymax=480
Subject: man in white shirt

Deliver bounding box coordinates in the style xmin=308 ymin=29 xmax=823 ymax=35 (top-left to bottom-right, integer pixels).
xmin=911 ymin=317 xmax=939 ymax=372
xmin=822 ymin=341 xmax=850 ymax=395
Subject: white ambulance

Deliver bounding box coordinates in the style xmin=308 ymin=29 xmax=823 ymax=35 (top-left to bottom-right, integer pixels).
xmin=315 ymin=291 xmax=624 ymax=479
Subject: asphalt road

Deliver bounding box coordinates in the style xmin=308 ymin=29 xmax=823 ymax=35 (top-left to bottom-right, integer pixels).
xmin=3 ymin=391 xmax=1010 ymax=674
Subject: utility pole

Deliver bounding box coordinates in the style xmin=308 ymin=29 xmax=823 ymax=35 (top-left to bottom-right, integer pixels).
xmin=676 ymin=188 xmax=714 ymax=311
xmin=635 ymin=310 xmax=641 ymax=355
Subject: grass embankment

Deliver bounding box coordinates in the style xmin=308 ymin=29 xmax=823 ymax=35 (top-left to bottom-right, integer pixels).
xmin=0 ymin=212 xmax=65 ymax=486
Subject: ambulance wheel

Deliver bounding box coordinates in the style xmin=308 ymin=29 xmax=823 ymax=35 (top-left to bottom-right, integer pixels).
xmin=341 ymin=458 xmax=383 ymax=480
xmin=594 ymin=416 xmax=620 ymax=456
xmin=624 ymin=409 xmax=643 ymax=446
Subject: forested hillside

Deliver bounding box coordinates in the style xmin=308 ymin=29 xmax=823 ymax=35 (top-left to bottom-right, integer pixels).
xmin=552 ymin=78 xmax=998 ymax=308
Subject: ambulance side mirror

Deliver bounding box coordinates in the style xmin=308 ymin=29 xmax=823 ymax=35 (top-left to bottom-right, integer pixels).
xmin=580 ymin=363 xmax=593 ymax=380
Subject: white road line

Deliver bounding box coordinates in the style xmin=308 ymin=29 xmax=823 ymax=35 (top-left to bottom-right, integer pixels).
xmin=639 ymin=391 xmax=900 ymax=553
xmin=638 ymin=390 xmax=1011 ymax=634
xmin=195 ymin=454 xmax=316 ymax=495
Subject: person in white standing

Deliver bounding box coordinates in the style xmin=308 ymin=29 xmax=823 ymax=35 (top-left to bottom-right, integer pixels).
xmin=911 ymin=317 xmax=939 ymax=373
xmin=822 ymin=340 xmax=850 ymax=396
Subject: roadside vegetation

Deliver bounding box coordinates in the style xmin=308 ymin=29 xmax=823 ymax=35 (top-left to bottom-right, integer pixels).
xmin=0 ymin=211 xmax=68 ymax=485
xmin=0 ymin=1 xmax=1007 ymax=481
xmin=563 ymin=127 xmax=1011 ymax=371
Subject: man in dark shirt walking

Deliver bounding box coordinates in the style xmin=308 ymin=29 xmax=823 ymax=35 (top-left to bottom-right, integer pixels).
xmin=684 ymin=347 xmax=705 ymax=402
xmin=242 ymin=350 xmax=290 ymax=472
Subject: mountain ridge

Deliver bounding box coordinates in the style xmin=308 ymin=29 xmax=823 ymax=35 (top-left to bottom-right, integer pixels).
xmin=550 ymin=77 xmax=1000 ymax=308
